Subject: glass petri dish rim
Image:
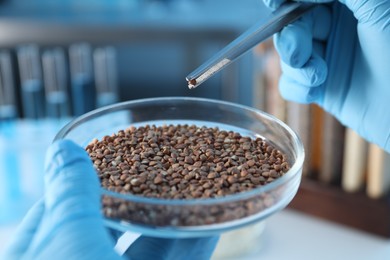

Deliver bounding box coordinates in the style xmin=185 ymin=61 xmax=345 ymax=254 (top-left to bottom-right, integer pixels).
xmin=54 ymin=96 xmax=305 ymax=206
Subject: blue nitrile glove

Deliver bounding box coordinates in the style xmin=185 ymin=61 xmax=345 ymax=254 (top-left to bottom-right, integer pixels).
xmin=263 ymin=0 xmax=390 ymax=152
xmin=2 ymin=140 xmax=218 ymax=260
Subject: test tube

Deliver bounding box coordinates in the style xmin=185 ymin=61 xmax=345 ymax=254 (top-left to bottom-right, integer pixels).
xmin=0 ymin=51 xmax=18 ymax=120
xmin=93 ymin=46 xmax=119 ymax=108
xmin=17 ymin=45 xmax=45 ymax=119
xmin=69 ymin=43 xmax=95 ymax=116
xmin=42 ymin=48 xmax=71 ymax=118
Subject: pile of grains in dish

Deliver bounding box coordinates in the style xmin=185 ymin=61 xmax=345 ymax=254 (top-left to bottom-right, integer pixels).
xmin=85 ymin=124 xmax=291 ymax=226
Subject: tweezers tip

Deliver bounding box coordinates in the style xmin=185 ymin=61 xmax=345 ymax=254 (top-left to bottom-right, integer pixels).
xmin=186 ymin=78 xmax=197 ymax=90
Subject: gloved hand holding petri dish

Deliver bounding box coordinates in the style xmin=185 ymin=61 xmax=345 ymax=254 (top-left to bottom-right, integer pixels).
xmin=2 ymin=97 xmax=304 ymax=259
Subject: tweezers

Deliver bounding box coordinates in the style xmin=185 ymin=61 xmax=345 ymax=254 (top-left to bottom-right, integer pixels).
xmin=186 ymin=2 xmax=315 ymax=89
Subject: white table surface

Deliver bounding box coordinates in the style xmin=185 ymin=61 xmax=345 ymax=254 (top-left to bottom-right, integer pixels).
xmin=233 ymin=209 xmax=390 ymax=260
xmin=2 ymin=208 xmax=390 ymax=259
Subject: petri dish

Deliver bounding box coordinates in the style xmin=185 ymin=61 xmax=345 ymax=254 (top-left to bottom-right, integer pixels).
xmin=54 ymin=96 xmax=304 ymax=238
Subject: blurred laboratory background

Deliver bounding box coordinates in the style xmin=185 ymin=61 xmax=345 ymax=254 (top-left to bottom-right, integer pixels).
xmin=0 ymin=0 xmax=272 ymax=257
xmin=2 ymin=0 xmax=390 ymax=259
xmin=0 ymin=0 xmax=264 ymax=213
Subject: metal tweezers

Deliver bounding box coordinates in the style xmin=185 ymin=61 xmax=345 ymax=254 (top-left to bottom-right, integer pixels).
xmin=186 ymin=2 xmax=315 ymax=89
